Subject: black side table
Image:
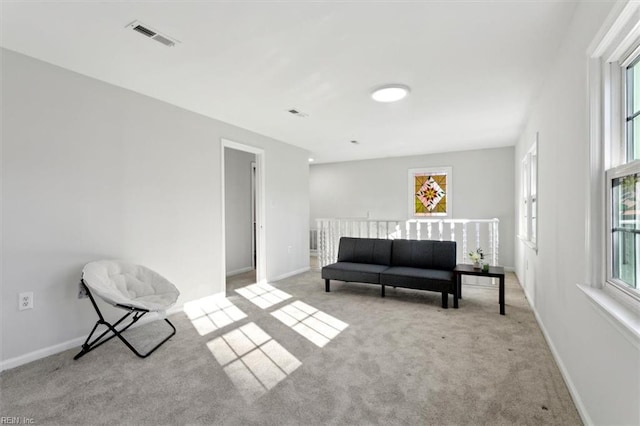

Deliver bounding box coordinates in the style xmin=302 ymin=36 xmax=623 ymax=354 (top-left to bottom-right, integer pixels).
xmin=453 ymin=264 xmax=506 ymax=315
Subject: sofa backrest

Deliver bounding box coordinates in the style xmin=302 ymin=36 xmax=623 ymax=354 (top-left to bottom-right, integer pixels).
xmin=337 ymin=237 xmax=393 ymax=265
xmin=390 ymin=240 xmax=457 ymax=271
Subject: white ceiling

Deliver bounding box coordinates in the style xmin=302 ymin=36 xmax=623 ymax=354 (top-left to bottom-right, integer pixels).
xmin=1 ymin=0 xmax=577 ymax=163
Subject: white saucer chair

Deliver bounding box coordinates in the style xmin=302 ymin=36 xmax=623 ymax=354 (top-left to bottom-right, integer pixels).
xmin=74 ymin=260 xmax=180 ymax=360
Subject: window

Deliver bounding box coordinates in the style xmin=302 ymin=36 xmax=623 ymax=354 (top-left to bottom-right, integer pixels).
xmin=606 ymin=56 xmax=640 ymax=299
xmin=587 ymin=1 xmax=640 ymax=306
xmin=521 ymin=136 xmax=537 ymax=250
xmin=585 ymin=0 xmax=640 ymax=340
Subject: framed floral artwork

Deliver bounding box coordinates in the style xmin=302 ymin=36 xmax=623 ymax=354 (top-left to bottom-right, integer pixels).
xmin=408 ymin=167 xmax=452 ymax=218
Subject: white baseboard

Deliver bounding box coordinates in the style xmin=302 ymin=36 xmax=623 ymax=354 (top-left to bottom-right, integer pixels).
xmin=0 ymin=303 xmax=185 ymax=373
xmin=269 ymin=266 xmax=311 ymax=282
xmin=226 ymin=266 xmax=254 ymax=277
xmin=522 ymin=287 xmax=592 ymax=426
xmin=0 ymin=335 xmax=87 ymax=373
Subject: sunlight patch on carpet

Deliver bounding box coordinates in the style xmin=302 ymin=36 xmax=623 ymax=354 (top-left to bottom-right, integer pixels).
xmin=235 ymin=283 xmax=292 ymax=309
xmin=271 ymin=301 xmax=348 ymax=347
xmin=183 ymin=294 xmax=247 ymax=336
xmin=207 ymin=322 xmax=301 ymax=404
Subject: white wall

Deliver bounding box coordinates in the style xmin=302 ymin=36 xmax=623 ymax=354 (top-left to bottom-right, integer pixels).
xmin=224 ymin=148 xmax=255 ymax=275
xmin=1 ymin=49 xmax=309 ymax=365
xmin=310 ymin=147 xmax=515 ymax=268
xmin=514 ymin=2 xmax=639 ymax=425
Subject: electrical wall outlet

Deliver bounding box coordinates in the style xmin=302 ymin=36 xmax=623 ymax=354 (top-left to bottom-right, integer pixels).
xmin=18 ymin=292 xmax=34 ymax=311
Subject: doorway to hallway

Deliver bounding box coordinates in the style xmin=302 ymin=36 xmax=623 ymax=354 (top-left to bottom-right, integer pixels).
xmin=221 ymin=139 xmax=266 ymax=297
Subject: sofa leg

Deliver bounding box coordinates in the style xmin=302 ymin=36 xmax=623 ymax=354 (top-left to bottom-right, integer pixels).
xmin=381 ymin=285 xmax=385 ymax=298
xmin=325 ymin=279 xmax=330 ymax=292
xmin=441 ymin=292 xmax=448 ymax=309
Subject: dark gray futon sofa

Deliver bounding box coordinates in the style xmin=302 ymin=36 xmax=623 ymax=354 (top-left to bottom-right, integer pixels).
xmin=321 ymin=237 xmax=457 ymax=308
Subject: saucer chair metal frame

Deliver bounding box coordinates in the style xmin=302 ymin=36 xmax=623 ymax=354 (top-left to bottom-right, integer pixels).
xmin=74 ymin=262 xmax=179 ymax=360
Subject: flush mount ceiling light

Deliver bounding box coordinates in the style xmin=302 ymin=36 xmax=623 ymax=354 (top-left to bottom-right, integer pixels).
xmin=371 ymin=84 xmax=410 ymax=103
xmin=308 ymin=158 xmax=315 ymax=163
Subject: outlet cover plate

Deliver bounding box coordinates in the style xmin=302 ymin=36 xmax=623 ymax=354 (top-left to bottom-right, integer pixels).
xmin=19 ymin=292 xmax=33 ymax=310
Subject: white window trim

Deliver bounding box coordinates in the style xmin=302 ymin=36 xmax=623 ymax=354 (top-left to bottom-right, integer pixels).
xmin=584 ymin=0 xmax=640 ymax=343
xmin=519 ymin=134 xmax=538 ymax=252
xmin=577 ymin=284 xmax=640 ymax=349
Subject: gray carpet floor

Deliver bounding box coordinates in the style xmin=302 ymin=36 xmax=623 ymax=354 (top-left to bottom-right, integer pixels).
xmin=0 ymin=270 xmax=581 ymax=425
xmin=225 ymin=269 xmax=257 ymax=296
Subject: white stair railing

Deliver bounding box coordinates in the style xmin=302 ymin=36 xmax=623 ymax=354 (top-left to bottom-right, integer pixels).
xmin=315 ymin=218 xmax=500 ymax=268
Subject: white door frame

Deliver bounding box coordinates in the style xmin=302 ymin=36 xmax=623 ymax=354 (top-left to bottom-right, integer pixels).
xmin=221 ymin=139 xmax=266 ymax=289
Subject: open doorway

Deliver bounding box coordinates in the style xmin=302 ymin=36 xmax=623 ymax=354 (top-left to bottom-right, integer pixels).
xmin=221 ymin=139 xmax=266 ymax=296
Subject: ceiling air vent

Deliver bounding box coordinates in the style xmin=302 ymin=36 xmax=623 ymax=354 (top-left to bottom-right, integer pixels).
xmin=152 ymin=34 xmax=175 ymax=47
xmin=126 ymin=20 xmax=179 ymax=47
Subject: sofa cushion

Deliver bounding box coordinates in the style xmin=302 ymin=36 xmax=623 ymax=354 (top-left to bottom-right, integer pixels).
xmin=380 ymin=266 xmax=454 ymax=292
xmin=321 ymin=262 xmax=389 ymax=284
xmin=337 ymin=237 xmax=393 ymax=266
xmin=390 ymin=240 xmax=456 ymax=271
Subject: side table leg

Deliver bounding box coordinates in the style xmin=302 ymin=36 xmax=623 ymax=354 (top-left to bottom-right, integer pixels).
xmin=453 ymin=276 xmax=459 ymax=309
xmin=458 ymin=273 xmax=462 ymax=299
xmin=499 ymin=275 xmax=505 ymax=315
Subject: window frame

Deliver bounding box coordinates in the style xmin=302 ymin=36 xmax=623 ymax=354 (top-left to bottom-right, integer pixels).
xmin=520 ymin=135 xmax=538 ymax=251
xmin=605 ymin=49 xmax=640 ymax=302
xmin=588 ymin=1 xmax=640 ymax=304
xmin=583 ymin=0 xmax=640 ymax=347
